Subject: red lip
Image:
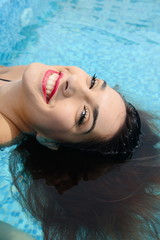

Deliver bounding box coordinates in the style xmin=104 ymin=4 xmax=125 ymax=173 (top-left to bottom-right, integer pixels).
xmin=42 ymin=70 xmax=63 ymax=103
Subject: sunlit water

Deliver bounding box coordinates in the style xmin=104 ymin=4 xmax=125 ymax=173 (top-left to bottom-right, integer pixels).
xmin=0 ymin=0 xmax=160 ymax=239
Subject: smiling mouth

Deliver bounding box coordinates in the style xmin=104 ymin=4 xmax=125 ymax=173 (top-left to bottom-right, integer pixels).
xmin=42 ymin=70 xmax=63 ymax=103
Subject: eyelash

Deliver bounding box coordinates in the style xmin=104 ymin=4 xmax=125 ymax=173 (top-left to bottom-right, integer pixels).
xmin=89 ymin=74 xmax=97 ymax=89
xmin=78 ymin=74 xmax=97 ymax=127
xmin=77 ymin=106 xmax=88 ymax=127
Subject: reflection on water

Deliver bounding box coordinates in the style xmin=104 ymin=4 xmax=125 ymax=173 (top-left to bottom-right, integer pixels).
xmin=9 ymin=124 xmax=160 ymax=240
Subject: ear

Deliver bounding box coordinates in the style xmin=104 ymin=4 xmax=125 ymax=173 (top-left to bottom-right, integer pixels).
xmin=36 ymin=134 xmax=59 ymax=151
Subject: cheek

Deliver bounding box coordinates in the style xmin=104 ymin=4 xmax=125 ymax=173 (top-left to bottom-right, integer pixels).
xmin=51 ymin=106 xmax=75 ymax=133
xmin=38 ymin=105 xmax=75 ymax=138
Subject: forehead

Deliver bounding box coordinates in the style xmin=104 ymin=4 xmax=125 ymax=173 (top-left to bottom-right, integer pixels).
xmin=94 ymin=86 xmax=126 ymax=139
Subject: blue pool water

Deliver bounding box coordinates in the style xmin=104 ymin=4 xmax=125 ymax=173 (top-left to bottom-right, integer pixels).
xmin=0 ymin=0 xmax=160 ymax=239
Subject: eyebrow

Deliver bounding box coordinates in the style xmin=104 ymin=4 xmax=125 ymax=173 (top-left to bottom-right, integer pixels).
xmin=82 ymin=80 xmax=107 ymax=135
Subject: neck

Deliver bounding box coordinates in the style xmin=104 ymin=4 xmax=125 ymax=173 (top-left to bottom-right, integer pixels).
xmin=0 ymin=78 xmax=35 ymax=136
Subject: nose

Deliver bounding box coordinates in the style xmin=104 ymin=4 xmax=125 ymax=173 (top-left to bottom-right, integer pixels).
xmin=63 ymin=74 xmax=87 ymax=98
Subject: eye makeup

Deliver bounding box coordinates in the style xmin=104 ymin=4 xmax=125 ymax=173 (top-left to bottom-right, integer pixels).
xmin=77 ymin=74 xmax=98 ymax=127
xmin=77 ymin=106 xmax=88 ymax=127
xmin=89 ymin=74 xmax=97 ymax=89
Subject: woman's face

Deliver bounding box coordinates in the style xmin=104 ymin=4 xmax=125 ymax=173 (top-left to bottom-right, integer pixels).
xmin=21 ymin=63 xmax=126 ymax=144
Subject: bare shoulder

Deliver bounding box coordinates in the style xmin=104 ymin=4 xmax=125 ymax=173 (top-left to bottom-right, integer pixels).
xmin=0 ymin=113 xmax=21 ymax=146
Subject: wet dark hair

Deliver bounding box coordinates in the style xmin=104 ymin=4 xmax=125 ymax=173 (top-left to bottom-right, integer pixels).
xmin=9 ymin=107 xmax=160 ymax=240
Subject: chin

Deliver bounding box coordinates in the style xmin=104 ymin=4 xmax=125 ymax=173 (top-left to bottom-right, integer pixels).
xmin=21 ymin=64 xmax=46 ymax=109
xmin=23 ymin=63 xmax=44 ymax=91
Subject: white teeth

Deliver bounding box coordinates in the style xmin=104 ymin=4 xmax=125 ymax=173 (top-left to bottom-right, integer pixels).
xmin=46 ymin=73 xmax=59 ymax=98
xmin=46 ymin=89 xmax=52 ymax=95
xmin=47 ymin=79 xmax=54 ymax=85
xmin=46 ymin=85 xmax=53 ymax=90
xmin=48 ymin=74 xmax=59 ymax=81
